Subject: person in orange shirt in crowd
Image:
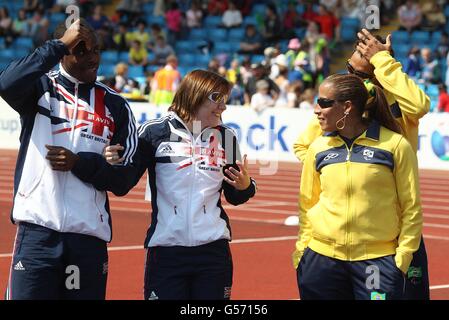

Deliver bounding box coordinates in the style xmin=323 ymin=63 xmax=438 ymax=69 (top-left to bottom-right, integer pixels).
xmin=150 ymin=54 xmax=182 ymax=106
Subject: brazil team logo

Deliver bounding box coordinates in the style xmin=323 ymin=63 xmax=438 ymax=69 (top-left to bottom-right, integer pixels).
xmin=371 ymin=292 xmax=386 ymax=300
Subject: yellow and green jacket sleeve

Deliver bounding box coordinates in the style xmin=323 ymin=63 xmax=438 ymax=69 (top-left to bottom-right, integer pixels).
xmin=371 ymin=51 xmax=430 ymax=152
xmin=292 ymin=147 xmax=321 ymax=268
xmin=393 ymin=137 xmax=423 ymax=274
xmin=293 ymin=118 xmax=323 ymax=162
xmin=371 ymin=50 xmax=430 ymax=122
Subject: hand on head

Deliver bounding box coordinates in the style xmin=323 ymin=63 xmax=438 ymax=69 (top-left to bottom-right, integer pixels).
xmin=356 ymin=29 xmax=392 ymax=61
xmin=59 ymin=19 xmax=93 ymax=53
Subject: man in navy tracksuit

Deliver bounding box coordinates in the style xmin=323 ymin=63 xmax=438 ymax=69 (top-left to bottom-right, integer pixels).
xmin=1 ymin=19 xmax=138 ymax=299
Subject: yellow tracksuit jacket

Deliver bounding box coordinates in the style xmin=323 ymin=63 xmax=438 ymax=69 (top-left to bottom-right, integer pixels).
xmin=293 ymin=51 xmax=430 ymax=159
xmin=292 ymin=122 xmax=423 ymax=273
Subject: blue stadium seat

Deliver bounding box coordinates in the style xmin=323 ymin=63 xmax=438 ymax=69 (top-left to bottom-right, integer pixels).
xmin=101 ymin=51 xmax=119 ymax=64
xmin=175 ymin=40 xmax=193 ymax=52
xmin=432 ymin=31 xmax=442 ymax=43
xmin=14 ymin=37 xmax=33 ymax=51
xmin=444 ymin=5 xmax=449 ymax=17
xmin=411 ymin=31 xmax=430 ymax=44
xmin=191 ymin=54 xmax=211 ymax=68
xmin=189 ymin=28 xmax=207 ymax=41
xmin=213 ymin=41 xmax=232 ymax=54
xmin=430 ymin=99 xmax=437 ymax=112
xmin=392 ymin=43 xmax=410 ymax=59
xmin=228 ymin=28 xmax=245 ymax=41
xmin=208 ymin=28 xmax=228 ymax=41
xmin=427 ymin=42 xmax=438 ymax=51
xmin=251 ymin=55 xmax=265 ymax=64
xmin=251 ymin=4 xmax=266 ymax=16
xmin=426 ymin=84 xmax=439 ymax=113
xmin=391 ymin=30 xmax=409 ymax=43
xmin=98 ymin=63 xmax=115 ymax=77
xmin=147 ymin=65 xmax=161 ymax=73
xmin=341 ymin=17 xmax=360 ymax=29
xmin=118 ymin=52 xmax=129 ymax=62
xmin=177 ymin=66 xmax=188 ymax=77
xmin=0 ymin=48 xmax=15 ymax=62
xmin=143 ymin=2 xmax=154 ymax=14
xmin=228 ymin=41 xmax=240 ymax=53
xmin=438 ymin=58 xmax=446 ymax=79
xmin=296 ymin=4 xmax=305 ymax=15
xmin=128 ymin=66 xmax=145 ymax=78
xmin=49 ymin=20 xmax=61 ymax=34
xmin=242 ymin=16 xmax=258 ymax=27
xmin=51 ymin=12 xmax=67 ymax=24
xmin=147 ymin=16 xmax=165 ymax=26
xmin=427 ymin=84 xmax=439 ymax=96
xmin=4 ymin=2 xmax=21 ymax=15
xmin=340 ymin=27 xmax=357 ymax=43
xmin=279 ymin=40 xmax=288 ymax=53
xmin=294 ymin=28 xmax=306 ymax=38
xmin=178 ymin=53 xmax=196 ymax=66
xmin=183 ymin=66 xmax=197 ymax=74
xmin=204 ymin=16 xmax=222 ymax=29
xmin=189 ymin=64 xmax=208 ymax=71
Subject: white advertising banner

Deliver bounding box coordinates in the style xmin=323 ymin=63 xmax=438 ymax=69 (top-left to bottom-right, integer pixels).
xmin=415 ymin=112 xmax=449 ymax=170
xmin=1 ymin=98 xmax=449 ymax=170
xmin=0 ymin=98 xmax=21 ymax=149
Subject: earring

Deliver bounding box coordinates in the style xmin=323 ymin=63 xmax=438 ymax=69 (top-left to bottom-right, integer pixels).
xmin=336 ymin=111 xmax=349 ymax=130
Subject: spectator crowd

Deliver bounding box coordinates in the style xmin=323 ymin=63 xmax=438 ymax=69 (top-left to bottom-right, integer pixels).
xmin=2 ymin=0 xmax=449 ymax=112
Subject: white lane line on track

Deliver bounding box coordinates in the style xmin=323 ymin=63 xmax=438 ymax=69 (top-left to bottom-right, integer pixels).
xmin=4 ymin=188 xmax=449 ymax=209
xmin=229 ymin=216 xmax=286 ymax=224
xmin=424 ymin=234 xmax=449 ymax=241
xmin=0 ymin=236 xmax=298 ymax=258
xmin=424 ymin=223 xmax=449 ymax=229
xmin=430 ymin=284 xmax=449 ymax=290
xmin=1 ymin=232 xmax=449 ymax=257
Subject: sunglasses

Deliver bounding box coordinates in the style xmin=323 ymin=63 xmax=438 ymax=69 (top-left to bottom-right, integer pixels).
xmin=208 ymin=92 xmax=228 ymax=104
xmin=317 ymin=98 xmax=336 ymax=108
xmin=346 ymin=60 xmax=374 ymax=79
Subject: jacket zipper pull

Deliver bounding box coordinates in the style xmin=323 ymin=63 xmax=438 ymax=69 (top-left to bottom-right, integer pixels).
xmin=203 ymin=205 xmax=206 ymax=214
xmin=174 ymin=205 xmax=177 ymax=215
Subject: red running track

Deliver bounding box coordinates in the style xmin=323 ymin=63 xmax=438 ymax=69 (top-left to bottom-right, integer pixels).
xmin=1 ymin=149 xmax=449 ymax=299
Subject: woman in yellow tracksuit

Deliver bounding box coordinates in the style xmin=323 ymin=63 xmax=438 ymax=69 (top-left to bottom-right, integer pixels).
xmin=293 ymin=29 xmax=430 ymax=300
xmin=293 ymin=73 xmax=422 ymax=300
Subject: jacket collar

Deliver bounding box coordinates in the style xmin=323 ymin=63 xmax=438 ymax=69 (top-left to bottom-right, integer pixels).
xmin=364 ymin=120 xmax=381 ymax=140
xmin=57 ymin=64 xmax=95 ymax=90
